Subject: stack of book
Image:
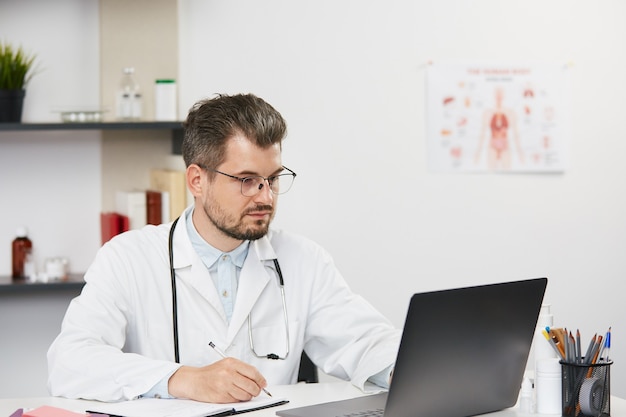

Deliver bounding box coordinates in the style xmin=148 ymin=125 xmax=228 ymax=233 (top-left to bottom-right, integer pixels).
xmin=100 ymin=169 xmax=187 ymax=245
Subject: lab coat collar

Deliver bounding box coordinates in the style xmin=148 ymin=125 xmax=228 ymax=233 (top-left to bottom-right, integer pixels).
xmin=170 ymin=206 xmax=194 ymax=270
xmin=251 ymin=230 xmax=278 ymax=262
xmin=170 ymin=207 xmax=227 ymax=322
xmin=171 ymin=206 xmax=278 ymax=266
xmin=227 ymin=232 xmax=279 ymax=342
xmin=227 ymin=248 xmax=271 ymax=342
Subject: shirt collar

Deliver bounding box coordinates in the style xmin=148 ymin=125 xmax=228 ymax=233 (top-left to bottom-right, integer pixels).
xmin=185 ymin=209 xmax=250 ymax=268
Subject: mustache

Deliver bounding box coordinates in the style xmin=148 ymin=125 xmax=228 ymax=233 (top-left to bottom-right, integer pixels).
xmin=242 ymin=205 xmax=273 ymax=215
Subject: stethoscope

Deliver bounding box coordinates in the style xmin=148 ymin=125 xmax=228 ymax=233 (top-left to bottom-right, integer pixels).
xmin=168 ymin=216 xmax=290 ymax=363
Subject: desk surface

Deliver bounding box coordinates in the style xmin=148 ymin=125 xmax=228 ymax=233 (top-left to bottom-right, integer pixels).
xmin=2 ymin=382 xmax=626 ymax=417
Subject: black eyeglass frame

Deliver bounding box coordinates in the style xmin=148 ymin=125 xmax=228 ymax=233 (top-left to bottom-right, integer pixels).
xmin=199 ymin=164 xmax=297 ymax=196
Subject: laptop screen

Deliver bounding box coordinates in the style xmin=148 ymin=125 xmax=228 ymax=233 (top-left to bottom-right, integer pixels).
xmin=384 ymin=277 xmax=547 ymax=417
xmin=277 ymin=277 xmax=547 ymax=417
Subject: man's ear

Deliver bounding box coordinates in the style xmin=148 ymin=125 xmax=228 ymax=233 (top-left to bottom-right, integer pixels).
xmin=186 ymin=164 xmax=204 ymax=197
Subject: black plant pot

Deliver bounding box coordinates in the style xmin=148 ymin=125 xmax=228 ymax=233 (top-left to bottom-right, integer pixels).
xmin=0 ymin=89 xmax=26 ymax=122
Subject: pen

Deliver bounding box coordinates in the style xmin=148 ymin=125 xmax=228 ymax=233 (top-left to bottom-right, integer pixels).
xmin=598 ymin=327 xmax=611 ymax=362
xmin=208 ymin=341 xmax=273 ymax=397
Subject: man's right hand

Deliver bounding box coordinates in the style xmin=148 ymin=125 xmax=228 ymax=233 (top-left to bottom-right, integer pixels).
xmin=168 ymin=357 xmax=269 ymax=403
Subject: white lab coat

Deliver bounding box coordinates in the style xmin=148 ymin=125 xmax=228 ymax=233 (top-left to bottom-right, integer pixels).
xmin=47 ymin=207 xmax=401 ymax=401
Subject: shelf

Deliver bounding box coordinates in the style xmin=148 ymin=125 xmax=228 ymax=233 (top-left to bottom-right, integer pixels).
xmin=0 ymin=274 xmax=86 ymax=294
xmin=0 ymin=121 xmax=183 ymax=131
xmin=0 ymin=121 xmax=185 ymax=154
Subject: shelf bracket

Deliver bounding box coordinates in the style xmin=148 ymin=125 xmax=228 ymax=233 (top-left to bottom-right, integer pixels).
xmin=171 ymin=127 xmax=184 ymax=155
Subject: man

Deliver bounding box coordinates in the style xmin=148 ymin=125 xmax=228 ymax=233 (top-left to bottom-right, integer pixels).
xmin=47 ymin=93 xmax=400 ymax=403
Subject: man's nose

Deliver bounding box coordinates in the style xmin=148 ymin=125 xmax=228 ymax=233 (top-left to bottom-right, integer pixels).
xmin=254 ymin=179 xmax=274 ymax=203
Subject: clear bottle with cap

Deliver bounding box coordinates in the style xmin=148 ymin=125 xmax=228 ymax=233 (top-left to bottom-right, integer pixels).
xmin=12 ymin=226 xmax=33 ymax=279
xmin=115 ymin=67 xmax=143 ymax=120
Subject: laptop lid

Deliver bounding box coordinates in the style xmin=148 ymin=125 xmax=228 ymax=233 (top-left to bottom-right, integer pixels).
xmin=277 ymin=277 xmax=547 ymax=417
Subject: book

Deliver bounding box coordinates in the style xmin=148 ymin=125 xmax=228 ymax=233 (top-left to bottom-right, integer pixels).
xmin=114 ymin=188 xmax=169 ymax=231
xmin=115 ymin=190 xmax=147 ymax=230
xmin=146 ymin=190 xmax=163 ymax=225
xmin=85 ymin=395 xmax=289 ymax=417
xmin=100 ymin=212 xmax=130 ymax=244
xmin=23 ymin=405 xmax=88 ymax=417
xmin=150 ymin=169 xmax=187 ymax=221
xmin=160 ymin=190 xmax=171 ymax=224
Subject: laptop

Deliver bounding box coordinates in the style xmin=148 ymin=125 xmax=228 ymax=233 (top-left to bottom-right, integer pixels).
xmin=277 ymin=277 xmax=547 ymax=417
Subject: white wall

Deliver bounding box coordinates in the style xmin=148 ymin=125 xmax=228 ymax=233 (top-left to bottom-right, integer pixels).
xmin=1 ymin=0 xmax=625 ymax=399
xmin=179 ymin=0 xmax=626 ymax=396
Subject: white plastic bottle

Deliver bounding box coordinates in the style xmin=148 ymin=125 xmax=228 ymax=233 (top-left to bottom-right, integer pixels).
xmin=116 ymin=67 xmax=143 ymax=120
xmin=535 ymin=357 xmax=562 ymax=414
xmin=154 ymin=79 xmax=177 ymax=121
xmin=531 ymin=304 xmax=561 ymax=414
xmin=532 ymin=304 xmax=557 ymax=375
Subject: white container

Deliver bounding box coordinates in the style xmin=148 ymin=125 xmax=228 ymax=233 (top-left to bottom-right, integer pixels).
xmin=532 ymin=304 xmax=557 ymax=380
xmin=154 ymin=79 xmax=177 ymax=121
xmin=534 ymin=304 xmax=556 ymax=363
xmin=45 ymin=257 xmax=69 ymax=280
xmin=535 ymin=358 xmax=561 ymax=415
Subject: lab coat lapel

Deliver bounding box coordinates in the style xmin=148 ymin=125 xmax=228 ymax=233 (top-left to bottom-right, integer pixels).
xmin=227 ymin=236 xmax=276 ymax=342
xmin=172 ymin=212 xmax=227 ymax=323
xmin=189 ymin=258 xmax=227 ymax=322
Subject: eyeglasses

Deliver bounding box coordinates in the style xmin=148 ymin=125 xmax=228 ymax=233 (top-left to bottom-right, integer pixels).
xmin=200 ymin=165 xmax=297 ymax=197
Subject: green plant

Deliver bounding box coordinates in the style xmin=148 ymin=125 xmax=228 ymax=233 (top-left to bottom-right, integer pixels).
xmin=0 ymin=42 xmax=37 ymax=90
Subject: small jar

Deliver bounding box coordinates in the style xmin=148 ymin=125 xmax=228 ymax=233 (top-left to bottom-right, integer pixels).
xmin=154 ymin=79 xmax=177 ymax=121
xmin=45 ymin=257 xmax=69 ymax=280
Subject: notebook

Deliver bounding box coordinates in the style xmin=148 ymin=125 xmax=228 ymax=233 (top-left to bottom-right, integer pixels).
xmin=277 ymin=277 xmax=547 ymax=417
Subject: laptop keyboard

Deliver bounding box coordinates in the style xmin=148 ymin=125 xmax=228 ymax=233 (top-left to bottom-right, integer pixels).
xmin=338 ymin=408 xmax=384 ymax=417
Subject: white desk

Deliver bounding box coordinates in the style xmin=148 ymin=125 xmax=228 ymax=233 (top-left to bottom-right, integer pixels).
xmin=2 ymin=382 xmax=626 ymax=417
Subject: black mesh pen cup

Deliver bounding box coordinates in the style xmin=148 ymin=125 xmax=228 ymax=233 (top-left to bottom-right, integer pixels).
xmin=561 ymin=360 xmax=612 ymax=417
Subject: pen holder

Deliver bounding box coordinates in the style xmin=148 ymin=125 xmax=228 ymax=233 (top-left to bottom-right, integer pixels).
xmin=561 ymin=360 xmax=612 ymax=417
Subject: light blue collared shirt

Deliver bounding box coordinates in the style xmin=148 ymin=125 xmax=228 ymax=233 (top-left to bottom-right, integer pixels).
xmin=185 ymin=211 xmax=249 ymax=323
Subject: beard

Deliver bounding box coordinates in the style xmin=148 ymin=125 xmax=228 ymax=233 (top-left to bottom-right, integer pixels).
xmin=202 ymin=201 xmax=275 ymax=241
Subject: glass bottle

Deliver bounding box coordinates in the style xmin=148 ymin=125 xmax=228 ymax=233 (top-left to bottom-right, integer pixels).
xmin=12 ymin=226 xmax=32 ymax=279
xmin=115 ymin=67 xmax=143 ymax=120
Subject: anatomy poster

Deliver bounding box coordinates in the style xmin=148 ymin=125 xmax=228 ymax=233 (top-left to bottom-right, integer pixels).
xmin=426 ymin=62 xmax=570 ymax=173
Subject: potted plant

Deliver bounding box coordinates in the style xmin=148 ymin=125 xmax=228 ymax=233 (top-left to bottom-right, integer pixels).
xmin=0 ymin=41 xmax=37 ymax=122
